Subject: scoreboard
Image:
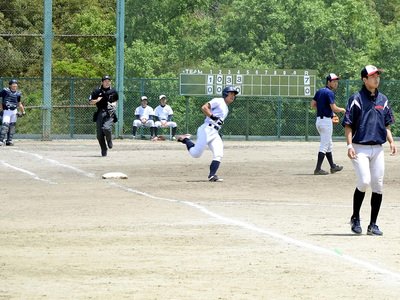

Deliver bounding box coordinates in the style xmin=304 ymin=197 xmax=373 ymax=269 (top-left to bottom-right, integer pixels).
xmin=179 ymin=68 xmax=317 ymax=98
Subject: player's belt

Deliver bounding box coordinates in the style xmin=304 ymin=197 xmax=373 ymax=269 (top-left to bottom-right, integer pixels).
xmin=318 ymin=116 xmax=333 ymax=119
xmin=208 ymin=124 xmax=220 ymax=130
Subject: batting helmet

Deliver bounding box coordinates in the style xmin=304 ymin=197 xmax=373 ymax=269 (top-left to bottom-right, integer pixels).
xmin=222 ymin=86 xmax=238 ymax=98
xmin=9 ymin=79 xmax=18 ymax=85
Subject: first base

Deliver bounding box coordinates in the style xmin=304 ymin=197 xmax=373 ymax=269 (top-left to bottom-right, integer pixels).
xmin=102 ymin=172 xmax=128 ymax=179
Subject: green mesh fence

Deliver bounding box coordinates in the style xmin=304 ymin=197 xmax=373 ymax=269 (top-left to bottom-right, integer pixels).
xmin=1 ymin=77 xmax=400 ymax=140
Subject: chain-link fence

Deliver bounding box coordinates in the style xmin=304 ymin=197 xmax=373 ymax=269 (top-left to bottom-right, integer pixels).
xmin=1 ymin=77 xmax=400 ymax=140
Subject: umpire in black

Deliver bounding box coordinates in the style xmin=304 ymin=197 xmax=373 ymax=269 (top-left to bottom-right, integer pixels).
xmin=89 ymin=75 xmax=119 ymax=156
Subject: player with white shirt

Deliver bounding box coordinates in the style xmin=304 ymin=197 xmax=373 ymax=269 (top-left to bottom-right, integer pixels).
xmin=154 ymin=94 xmax=177 ymax=140
xmin=133 ymin=96 xmax=156 ymax=139
xmin=177 ymin=86 xmax=238 ymax=182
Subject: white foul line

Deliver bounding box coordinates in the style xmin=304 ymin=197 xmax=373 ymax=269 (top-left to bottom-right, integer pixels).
xmin=108 ymin=181 xmax=400 ymax=281
xmin=13 ymin=149 xmax=96 ymax=178
xmin=0 ymin=160 xmax=57 ymax=184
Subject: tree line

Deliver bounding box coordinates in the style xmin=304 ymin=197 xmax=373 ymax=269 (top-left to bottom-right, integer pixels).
xmin=1 ymin=0 xmax=400 ymax=80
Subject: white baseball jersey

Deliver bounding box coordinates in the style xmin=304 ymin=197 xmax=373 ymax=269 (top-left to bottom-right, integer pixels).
xmin=203 ymin=97 xmax=229 ymax=125
xmin=135 ymin=105 xmax=154 ymax=119
xmin=155 ymin=104 xmax=173 ymax=120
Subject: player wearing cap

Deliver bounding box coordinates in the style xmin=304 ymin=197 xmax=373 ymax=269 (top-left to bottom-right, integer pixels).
xmin=0 ymin=79 xmax=26 ymax=146
xmin=89 ymin=75 xmax=119 ymax=156
xmin=132 ymin=96 xmax=156 ymax=140
xmin=343 ymin=65 xmax=396 ymax=236
xmin=310 ymin=73 xmax=346 ymax=175
xmin=154 ymin=94 xmax=177 ymax=140
xmin=177 ymin=86 xmax=238 ymax=182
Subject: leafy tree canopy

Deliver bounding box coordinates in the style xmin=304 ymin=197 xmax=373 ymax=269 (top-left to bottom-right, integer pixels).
xmin=1 ymin=0 xmax=400 ymax=79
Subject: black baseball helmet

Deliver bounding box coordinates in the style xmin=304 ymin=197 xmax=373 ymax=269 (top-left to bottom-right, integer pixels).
xmin=222 ymin=86 xmax=238 ymax=98
xmin=9 ymin=79 xmax=18 ymax=85
xmin=102 ymin=75 xmax=112 ymax=81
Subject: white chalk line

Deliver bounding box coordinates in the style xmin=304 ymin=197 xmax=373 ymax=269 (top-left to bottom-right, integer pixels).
xmin=109 ymin=181 xmax=400 ymax=282
xmin=13 ymin=149 xmax=96 ymax=178
xmin=0 ymin=160 xmax=57 ymax=184
xmin=197 ymin=201 xmax=400 ymax=210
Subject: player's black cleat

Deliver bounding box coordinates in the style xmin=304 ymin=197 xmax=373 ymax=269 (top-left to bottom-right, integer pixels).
xmin=208 ymin=175 xmax=223 ymax=182
xmin=367 ymin=223 xmax=383 ymax=236
xmin=350 ymin=216 xmax=362 ymax=234
xmin=177 ymin=134 xmax=191 ymax=143
xmin=331 ymin=165 xmax=343 ymax=173
xmin=314 ymin=169 xmax=329 ymax=175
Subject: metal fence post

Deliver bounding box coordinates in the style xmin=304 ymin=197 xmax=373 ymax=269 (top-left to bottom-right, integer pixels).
xmin=185 ymin=96 xmax=189 ymax=134
xmin=277 ymin=97 xmax=282 ymax=139
xmin=70 ymin=78 xmax=75 ymax=138
xmin=305 ymin=100 xmax=309 ymax=141
xmin=42 ymin=0 xmax=53 ymax=141
xmin=245 ymin=97 xmax=249 ymax=141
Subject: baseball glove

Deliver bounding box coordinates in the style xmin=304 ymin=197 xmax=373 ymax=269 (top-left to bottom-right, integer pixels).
xmin=157 ymin=136 xmax=165 ymax=141
xmin=17 ymin=111 xmax=26 ymax=118
xmin=332 ymin=113 xmax=339 ymax=124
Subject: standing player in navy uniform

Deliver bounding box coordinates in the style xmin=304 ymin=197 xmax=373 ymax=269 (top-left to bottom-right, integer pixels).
xmin=0 ymin=79 xmax=26 ymax=146
xmin=89 ymin=75 xmax=119 ymax=156
xmin=310 ymin=73 xmax=346 ymax=175
xmin=177 ymin=86 xmax=238 ymax=182
xmin=343 ymin=65 xmax=397 ymax=235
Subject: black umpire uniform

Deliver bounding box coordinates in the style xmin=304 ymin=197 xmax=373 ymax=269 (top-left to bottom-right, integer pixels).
xmin=89 ymin=75 xmax=119 ymax=156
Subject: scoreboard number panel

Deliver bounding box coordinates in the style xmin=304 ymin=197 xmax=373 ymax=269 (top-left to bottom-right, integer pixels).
xmin=179 ymin=68 xmax=317 ymax=98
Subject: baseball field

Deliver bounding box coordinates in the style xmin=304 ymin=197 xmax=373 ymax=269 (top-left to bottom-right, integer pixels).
xmin=1 ymin=139 xmax=400 ymax=299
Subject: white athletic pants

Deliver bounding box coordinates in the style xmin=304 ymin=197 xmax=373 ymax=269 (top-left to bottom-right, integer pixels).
xmin=316 ymin=117 xmax=333 ymax=153
xmin=1 ymin=109 xmax=18 ymax=124
xmin=352 ymin=144 xmax=384 ymax=194
xmin=189 ymin=123 xmax=223 ymax=161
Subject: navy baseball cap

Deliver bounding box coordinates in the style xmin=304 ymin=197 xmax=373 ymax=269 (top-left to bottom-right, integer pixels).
xmin=9 ymin=79 xmax=18 ymax=85
xmin=326 ymin=73 xmax=340 ymax=81
xmin=361 ymin=65 xmax=383 ymax=79
xmin=102 ymin=75 xmax=112 ymax=81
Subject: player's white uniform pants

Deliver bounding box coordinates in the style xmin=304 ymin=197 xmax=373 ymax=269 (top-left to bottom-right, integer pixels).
xmin=316 ymin=117 xmax=333 ymax=153
xmin=352 ymin=144 xmax=384 ymax=194
xmin=154 ymin=121 xmax=177 ymax=128
xmin=189 ymin=123 xmax=223 ymax=161
xmin=133 ymin=119 xmax=154 ymax=127
xmin=1 ymin=109 xmax=18 ymax=124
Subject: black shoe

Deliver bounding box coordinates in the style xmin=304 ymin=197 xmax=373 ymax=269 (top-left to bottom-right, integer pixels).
xmin=6 ymin=141 xmax=14 ymax=146
xmin=331 ymin=165 xmax=343 ymax=173
xmin=101 ymin=149 xmax=107 ymax=157
xmin=350 ymin=216 xmax=362 ymax=234
xmin=177 ymin=134 xmax=191 ymax=143
xmin=367 ymin=223 xmax=383 ymax=236
xmin=208 ymin=175 xmax=223 ymax=182
xmin=314 ymin=169 xmax=329 ymax=175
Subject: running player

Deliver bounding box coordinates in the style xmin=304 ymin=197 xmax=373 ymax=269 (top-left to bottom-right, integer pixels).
xmin=89 ymin=75 xmax=119 ymax=157
xmin=177 ymin=86 xmax=238 ymax=182
xmin=0 ymin=79 xmax=26 ymax=146
xmin=343 ymin=65 xmax=397 ymax=235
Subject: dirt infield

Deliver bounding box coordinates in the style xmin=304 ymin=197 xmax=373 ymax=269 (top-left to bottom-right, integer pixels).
xmin=1 ymin=139 xmax=400 ymax=299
